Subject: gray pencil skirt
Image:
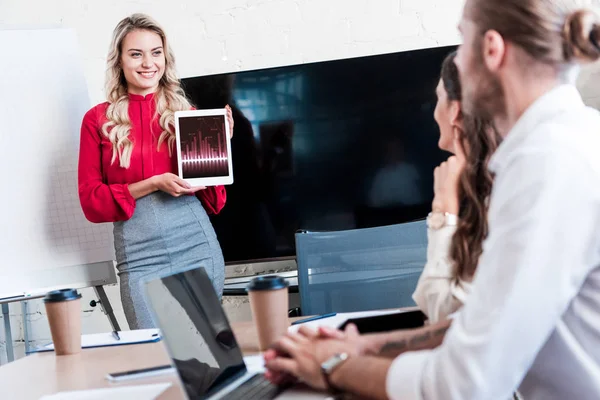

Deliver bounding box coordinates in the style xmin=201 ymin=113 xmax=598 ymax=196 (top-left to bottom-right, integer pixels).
xmin=113 ymin=191 xmax=225 ymax=330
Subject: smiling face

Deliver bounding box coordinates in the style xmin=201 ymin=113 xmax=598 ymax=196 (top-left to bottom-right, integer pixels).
xmin=120 ymin=29 xmax=165 ymax=96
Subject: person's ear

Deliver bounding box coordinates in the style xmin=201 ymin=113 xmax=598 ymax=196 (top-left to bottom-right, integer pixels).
xmin=482 ymin=29 xmax=506 ymax=73
xmin=449 ymin=100 xmax=463 ymax=131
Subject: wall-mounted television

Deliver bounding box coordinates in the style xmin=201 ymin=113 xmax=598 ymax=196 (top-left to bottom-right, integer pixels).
xmin=182 ymin=45 xmax=457 ymax=264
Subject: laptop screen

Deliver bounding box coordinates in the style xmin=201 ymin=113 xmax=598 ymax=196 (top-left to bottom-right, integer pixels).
xmin=145 ymin=267 xmax=246 ymax=399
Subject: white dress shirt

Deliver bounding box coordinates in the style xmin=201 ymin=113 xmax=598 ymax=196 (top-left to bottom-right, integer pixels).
xmin=387 ymin=84 xmax=600 ymax=400
xmin=412 ymin=225 xmax=472 ymax=323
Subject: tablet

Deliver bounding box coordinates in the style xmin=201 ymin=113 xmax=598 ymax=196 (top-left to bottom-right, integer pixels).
xmin=174 ymin=109 xmax=234 ymax=187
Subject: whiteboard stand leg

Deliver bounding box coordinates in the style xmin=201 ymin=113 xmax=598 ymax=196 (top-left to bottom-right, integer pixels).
xmin=93 ymin=286 xmax=121 ymax=332
xmin=21 ymin=301 xmax=30 ymax=355
xmin=2 ymin=303 xmax=14 ymax=363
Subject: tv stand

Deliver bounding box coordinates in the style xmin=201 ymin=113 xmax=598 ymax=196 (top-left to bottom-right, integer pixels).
xmin=223 ymin=257 xmax=298 ymax=296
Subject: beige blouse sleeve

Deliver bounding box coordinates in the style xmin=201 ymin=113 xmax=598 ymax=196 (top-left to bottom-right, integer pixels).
xmin=412 ymin=225 xmax=473 ymax=323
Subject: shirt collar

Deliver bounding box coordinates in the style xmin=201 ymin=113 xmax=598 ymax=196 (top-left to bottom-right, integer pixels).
xmin=128 ymin=92 xmax=155 ymax=102
xmin=488 ymin=84 xmax=584 ymax=173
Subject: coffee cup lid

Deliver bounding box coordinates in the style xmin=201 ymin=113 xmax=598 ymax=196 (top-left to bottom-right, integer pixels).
xmin=43 ymin=289 xmax=82 ymax=303
xmin=246 ymin=276 xmax=289 ymax=292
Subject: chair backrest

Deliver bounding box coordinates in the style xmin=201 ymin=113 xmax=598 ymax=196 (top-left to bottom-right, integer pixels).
xmin=295 ymin=220 xmax=427 ymax=316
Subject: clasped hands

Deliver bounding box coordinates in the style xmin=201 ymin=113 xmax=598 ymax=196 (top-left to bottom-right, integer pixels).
xmin=263 ymin=323 xmax=369 ymax=391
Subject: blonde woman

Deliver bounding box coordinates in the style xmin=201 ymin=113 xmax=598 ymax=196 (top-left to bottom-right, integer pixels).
xmin=78 ymin=13 xmax=233 ymax=329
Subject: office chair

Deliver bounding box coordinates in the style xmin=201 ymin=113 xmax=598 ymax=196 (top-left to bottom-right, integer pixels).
xmin=295 ymin=220 xmax=427 ymax=316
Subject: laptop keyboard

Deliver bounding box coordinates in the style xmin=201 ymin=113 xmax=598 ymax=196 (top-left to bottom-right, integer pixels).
xmin=224 ymin=373 xmax=282 ymax=400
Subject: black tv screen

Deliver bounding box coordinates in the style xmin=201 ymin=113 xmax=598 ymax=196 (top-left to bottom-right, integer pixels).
xmin=182 ymin=45 xmax=456 ymax=263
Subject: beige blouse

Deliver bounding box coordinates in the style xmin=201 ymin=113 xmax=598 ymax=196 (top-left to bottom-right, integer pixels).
xmin=412 ymin=225 xmax=472 ymax=323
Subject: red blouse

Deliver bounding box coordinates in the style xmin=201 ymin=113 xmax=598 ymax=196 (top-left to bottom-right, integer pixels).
xmin=78 ymin=92 xmax=226 ymax=223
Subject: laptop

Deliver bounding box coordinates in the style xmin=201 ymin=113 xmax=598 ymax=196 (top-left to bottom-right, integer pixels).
xmin=144 ymin=267 xmax=328 ymax=400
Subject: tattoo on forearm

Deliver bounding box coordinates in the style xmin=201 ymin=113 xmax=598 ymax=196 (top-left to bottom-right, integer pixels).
xmin=380 ymin=340 xmax=408 ymax=354
xmin=379 ymin=324 xmax=450 ymax=355
xmin=433 ymin=326 xmax=449 ymax=337
xmin=409 ymin=331 xmax=432 ymax=346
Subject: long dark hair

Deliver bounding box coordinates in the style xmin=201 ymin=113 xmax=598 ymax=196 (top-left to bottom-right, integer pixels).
xmin=440 ymin=51 xmax=500 ymax=279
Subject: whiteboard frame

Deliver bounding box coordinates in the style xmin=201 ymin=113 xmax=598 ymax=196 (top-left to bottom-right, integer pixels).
xmin=0 ymin=261 xmax=117 ymax=300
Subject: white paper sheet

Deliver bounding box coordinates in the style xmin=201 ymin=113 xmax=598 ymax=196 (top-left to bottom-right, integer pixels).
xmin=39 ymin=382 xmax=171 ymax=400
xmin=38 ymin=329 xmax=161 ymax=351
xmin=243 ymin=354 xmax=266 ymax=372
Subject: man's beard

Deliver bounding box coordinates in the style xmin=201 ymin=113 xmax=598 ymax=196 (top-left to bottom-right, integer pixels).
xmin=461 ymin=41 xmax=506 ymax=123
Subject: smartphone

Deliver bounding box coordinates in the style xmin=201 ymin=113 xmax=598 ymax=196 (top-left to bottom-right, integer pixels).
xmin=338 ymin=310 xmax=426 ymax=334
xmin=106 ymin=364 xmax=174 ymax=382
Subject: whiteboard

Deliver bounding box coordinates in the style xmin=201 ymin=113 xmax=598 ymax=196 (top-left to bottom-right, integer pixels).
xmin=0 ymin=28 xmax=116 ymax=298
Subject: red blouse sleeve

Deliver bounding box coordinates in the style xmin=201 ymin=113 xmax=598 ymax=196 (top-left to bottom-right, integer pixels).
xmin=78 ymin=107 xmax=136 ymax=223
xmin=196 ymin=185 xmax=227 ymax=215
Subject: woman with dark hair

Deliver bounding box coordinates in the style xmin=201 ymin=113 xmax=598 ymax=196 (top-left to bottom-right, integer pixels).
xmin=412 ymin=51 xmax=500 ymax=322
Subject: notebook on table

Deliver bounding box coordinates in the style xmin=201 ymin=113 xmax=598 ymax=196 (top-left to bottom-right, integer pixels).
xmin=34 ymin=329 xmax=161 ymax=353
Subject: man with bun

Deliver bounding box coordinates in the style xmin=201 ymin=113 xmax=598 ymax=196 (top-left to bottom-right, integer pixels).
xmin=264 ymin=1 xmax=600 ymax=399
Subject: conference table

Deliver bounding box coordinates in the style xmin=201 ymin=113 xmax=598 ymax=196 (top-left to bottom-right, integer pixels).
xmin=0 ymin=315 xmax=333 ymax=400
xmin=0 ymin=309 xmax=410 ymax=399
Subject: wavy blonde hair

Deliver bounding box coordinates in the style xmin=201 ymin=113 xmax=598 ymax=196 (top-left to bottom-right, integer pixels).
xmin=102 ymin=13 xmax=192 ymax=168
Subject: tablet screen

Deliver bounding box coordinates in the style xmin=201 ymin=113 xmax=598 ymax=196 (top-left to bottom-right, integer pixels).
xmin=178 ymin=114 xmax=230 ymax=179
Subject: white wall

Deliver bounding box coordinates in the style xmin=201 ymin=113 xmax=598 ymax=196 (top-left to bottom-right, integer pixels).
xmin=0 ymin=0 xmax=465 ymax=106
xmin=1 ymin=0 xmax=600 ymax=364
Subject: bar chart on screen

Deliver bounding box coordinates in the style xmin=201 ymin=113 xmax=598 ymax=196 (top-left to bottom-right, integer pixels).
xmin=180 ymin=116 xmax=229 ymax=178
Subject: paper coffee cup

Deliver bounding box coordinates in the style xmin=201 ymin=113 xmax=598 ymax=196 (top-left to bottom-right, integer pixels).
xmin=43 ymin=289 xmax=82 ymax=356
xmin=246 ymin=276 xmax=289 ymax=351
